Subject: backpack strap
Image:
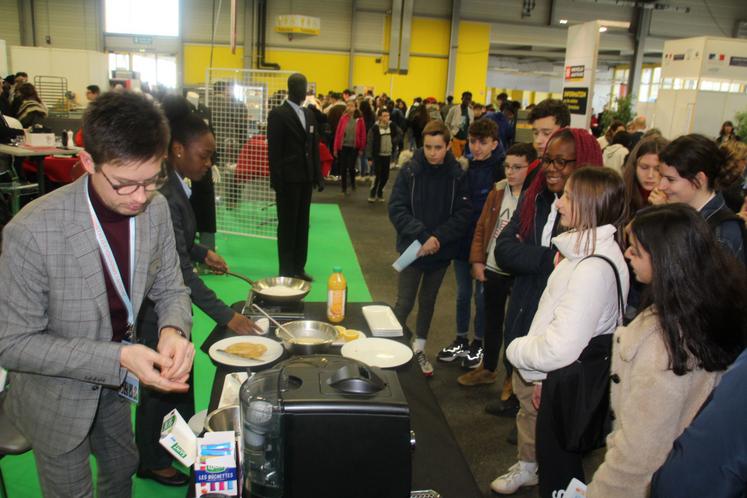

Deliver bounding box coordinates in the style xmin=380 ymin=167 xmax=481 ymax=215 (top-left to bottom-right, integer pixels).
xmin=581 ymin=254 xmax=624 ymax=326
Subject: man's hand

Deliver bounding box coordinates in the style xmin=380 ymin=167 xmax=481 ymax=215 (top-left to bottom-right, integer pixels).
xmin=157 ymin=328 xmax=195 ymax=384
xmin=417 ymin=236 xmax=440 ymax=257
xmin=227 ymin=312 xmax=262 ymax=335
xmin=472 ymin=262 xmax=487 ymax=282
xmin=119 ymin=343 xmax=189 ymax=392
xmin=648 ymin=188 xmax=668 ymax=206
xmin=204 ymin=250 xmax=228 ymax=274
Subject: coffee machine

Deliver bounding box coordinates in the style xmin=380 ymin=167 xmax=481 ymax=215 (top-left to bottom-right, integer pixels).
xmin=239 ymin=355 xmax=413 ymax=498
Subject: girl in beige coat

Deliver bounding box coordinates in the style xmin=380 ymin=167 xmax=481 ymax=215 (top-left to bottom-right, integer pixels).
xmin=587 ymin=204 xmax=747 ymax=498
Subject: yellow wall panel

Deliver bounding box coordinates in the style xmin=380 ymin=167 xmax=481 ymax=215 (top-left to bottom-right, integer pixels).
xmin=453 ymin=21 xmax=490 ymax=103
xmin=265 ymin=49 xmax=349 ymax=95
xmin=183 ymin=44 xmax=244 ymax=86
xmin=410 ymin=17 xmax=450 ymax=56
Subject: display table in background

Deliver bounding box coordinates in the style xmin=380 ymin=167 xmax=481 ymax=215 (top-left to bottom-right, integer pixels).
xmin=194 ymin=301 xmax=482 ymax=498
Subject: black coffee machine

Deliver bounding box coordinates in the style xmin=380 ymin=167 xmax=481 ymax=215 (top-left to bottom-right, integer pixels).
xmin=239 ymin=355 xmax=413 ymax=498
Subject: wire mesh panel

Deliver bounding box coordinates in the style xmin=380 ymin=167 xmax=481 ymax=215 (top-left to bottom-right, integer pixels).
xmin=206 ymin=68 xmax=294 ymax=239
xmin=33 ymin=76 xmax=68 ymax=115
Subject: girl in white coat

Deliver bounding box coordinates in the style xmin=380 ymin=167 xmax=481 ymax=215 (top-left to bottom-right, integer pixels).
xmin=506 ymin=167 xmax=630 ymax=497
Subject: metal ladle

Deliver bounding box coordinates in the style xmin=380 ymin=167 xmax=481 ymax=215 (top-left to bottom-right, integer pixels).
xmin=251 ymin=303 xmax=295 ymax=341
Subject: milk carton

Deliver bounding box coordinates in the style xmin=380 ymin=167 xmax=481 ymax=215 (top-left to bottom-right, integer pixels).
xmin=195 ymin=431 xmax=239 ymax=497
xmin=159 ymin=409 xmax=197 ymax=467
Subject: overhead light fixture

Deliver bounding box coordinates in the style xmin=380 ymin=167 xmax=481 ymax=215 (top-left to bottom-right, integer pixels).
xmin=559 ymin=19 xmax=568 ymax=24
xmin=599 ymin=26 xmax=608 ymax=32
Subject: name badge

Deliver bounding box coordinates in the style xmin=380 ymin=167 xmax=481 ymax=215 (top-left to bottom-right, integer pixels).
xmin=309 ymin=125 xmax=315 ymax=133
xmin=119 ymin=370 xmax=140 ymax=404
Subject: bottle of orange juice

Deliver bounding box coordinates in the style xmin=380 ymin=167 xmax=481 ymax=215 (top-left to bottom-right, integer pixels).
xmin=327 ymin=266 xmax=347 ymax=323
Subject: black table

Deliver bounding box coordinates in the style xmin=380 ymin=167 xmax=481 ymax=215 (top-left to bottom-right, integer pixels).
xmin=197 ymin=302 xmax=482 ymax=498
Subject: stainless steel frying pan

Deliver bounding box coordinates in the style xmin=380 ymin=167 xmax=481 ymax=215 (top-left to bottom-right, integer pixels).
xmin=223 ymin=272 xmax=311 ymax=303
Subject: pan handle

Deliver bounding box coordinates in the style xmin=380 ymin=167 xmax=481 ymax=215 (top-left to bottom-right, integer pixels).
xmin=223 ymin=271 xmax=256 ymax=287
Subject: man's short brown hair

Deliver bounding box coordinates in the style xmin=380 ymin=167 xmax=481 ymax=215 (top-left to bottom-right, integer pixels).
xmin=468 ymin=118 xmax=498 ymax=140
xmin=422 ymin=120 xmax=451 ymax=143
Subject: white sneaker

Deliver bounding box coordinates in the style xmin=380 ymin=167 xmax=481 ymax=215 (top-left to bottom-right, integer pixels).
xmin=490 ymin=461 xmax=538 ymax=494
xmin=413 ymin=350 xmax=434 ymax=377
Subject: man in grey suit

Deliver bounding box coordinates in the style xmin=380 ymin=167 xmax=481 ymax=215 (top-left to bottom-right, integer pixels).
xmin=0 ymin=91 xmax=194 ymax=498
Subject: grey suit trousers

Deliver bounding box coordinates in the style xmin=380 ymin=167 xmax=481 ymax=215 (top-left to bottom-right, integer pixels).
xmin=33 ymin=387 xmax=138 ymax=498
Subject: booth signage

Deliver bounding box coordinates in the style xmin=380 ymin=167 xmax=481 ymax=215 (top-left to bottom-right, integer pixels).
xmin=133 ymin=36 xmax=153 ymax=45
xmin=730 ymin=56 xmax=747 ymax=68
xmin=562 ymin=87 xmax=589 ymax=115
xmin=565 ymin=65 xmax=585 ymax=81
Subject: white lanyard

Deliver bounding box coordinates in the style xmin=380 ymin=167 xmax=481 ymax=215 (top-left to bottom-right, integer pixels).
xmin=84 ymin=180 xmax=136 ymax=331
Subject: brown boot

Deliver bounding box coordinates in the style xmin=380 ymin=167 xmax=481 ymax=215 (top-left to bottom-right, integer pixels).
xmin=500 ymin=375 xmax=513 ymax=401
xmin=457 ymin=364 xmax=497 ymax=386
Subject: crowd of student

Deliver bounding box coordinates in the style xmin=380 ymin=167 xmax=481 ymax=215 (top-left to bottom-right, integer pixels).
xmin=2 ymin=77 xmax=747 ymax=497
xmin=383 ymin=96 xmax=747 ymax=497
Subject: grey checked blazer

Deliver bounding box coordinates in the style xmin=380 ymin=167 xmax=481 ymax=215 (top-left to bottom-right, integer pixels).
xmin=0 ymin=176 xmax=192 ymax=456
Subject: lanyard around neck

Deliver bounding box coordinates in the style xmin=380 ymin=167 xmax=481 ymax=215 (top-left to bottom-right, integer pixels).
xmin=84 ymin=179 xmax=136 ymax=329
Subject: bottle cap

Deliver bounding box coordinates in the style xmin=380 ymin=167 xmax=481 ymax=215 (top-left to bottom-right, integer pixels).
xmin=333 ymin=266 xmax=342 ymax=273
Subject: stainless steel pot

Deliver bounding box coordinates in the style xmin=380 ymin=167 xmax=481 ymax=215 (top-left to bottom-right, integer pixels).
xmin=204 ymin=405 xmax=240 ymax=432
xmin=224 ymin=273 xmax=311 ymax=303
xmin=278 ymin=320 xmax=338 ymax=355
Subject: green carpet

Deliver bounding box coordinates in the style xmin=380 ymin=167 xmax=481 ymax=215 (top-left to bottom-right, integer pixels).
xmin=0 ymin=203 xmax=369 ymax=498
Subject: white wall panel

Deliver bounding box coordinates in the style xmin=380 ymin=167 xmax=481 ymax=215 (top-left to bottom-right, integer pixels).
xmin=0 ymin=2 xmax=22 ymax=46
xmin=182 ymin=0 xmax=246 ymax=44
xmin=651 ymin=0 xmax=744 ymax=39
xmin=354 ymin=11 xmax=386 ymax=53
xmin=266 ymin=0 xmax=353 ymax=51
xmin=462 ymin=0 xmax=551 ymax=25
xmin=413 ymin=0 xmax=451 ymax=18
xmin=32 ymin=0 xmax=101 ymax=50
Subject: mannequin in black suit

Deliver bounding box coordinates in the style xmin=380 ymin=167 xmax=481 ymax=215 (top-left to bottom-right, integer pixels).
xmin=268 ymin=73 xmax=323 ymax=281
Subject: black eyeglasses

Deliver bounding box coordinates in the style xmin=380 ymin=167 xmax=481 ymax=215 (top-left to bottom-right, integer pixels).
xmin=541 ymin=156 xmax=577 ymax=169
xmin=100 ymin=166 xmax=167 ymax=195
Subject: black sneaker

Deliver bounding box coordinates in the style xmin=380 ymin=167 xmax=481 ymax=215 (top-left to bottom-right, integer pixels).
xmin=437 ymin=338 xmax=469 ymax=362
xmin=460 ymin=341 xmax=483 ymax=370
xmin=485 ymin=394 xmax=520 ymax=417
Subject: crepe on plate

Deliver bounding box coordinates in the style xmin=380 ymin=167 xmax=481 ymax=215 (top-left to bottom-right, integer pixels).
xmin=225 ymin=342 xmax=268 ymax=359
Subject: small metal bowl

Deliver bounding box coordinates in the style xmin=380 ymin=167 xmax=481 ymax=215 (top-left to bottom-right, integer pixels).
xmin=204 ymin=405 xmax=240 ymax=432
xmin=279 ymin=320 xmax=338 ymax=355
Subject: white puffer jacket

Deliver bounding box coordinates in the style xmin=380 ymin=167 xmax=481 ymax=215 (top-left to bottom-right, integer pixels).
xmin=506 ymin=224 xmax=630 ymax=382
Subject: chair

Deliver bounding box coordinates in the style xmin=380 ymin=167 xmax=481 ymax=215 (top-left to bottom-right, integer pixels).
xmin=0 ymin=166 xmax=39 ymax=215
xmin=0 ymin=394 xmax=32 ymax=498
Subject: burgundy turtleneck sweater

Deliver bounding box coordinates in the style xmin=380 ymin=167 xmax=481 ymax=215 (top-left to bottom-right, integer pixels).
xmin=88 ymin=177 xmax=132 ymax=342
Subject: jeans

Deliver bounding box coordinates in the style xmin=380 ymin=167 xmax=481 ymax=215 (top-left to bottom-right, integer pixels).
xmin=453 ymin=259 xmax=485 ymax=340
xmin=339 ymin=146 xmax=358 ymax=192
xmin=483 ymin=270 xmax=514 ymax=375
xmin=358 ymin=153 xmax=369 ymax=177
xmin=394 ymin=265 xmax=449 ymax=340
xmin=369 ymin=156 xmax=391 ymax=199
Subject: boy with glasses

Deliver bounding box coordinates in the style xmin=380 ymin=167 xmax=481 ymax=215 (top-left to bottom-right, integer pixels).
xmin=458 ymin=143 xmax=536 ymax=392
xmin=0 ymin=91 xmax=193 ymax=498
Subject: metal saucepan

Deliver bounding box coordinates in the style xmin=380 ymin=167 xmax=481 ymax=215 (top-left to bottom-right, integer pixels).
xmin=277 ymin=320 xmax=338 ymax=355
xmin=224 ymin=272 xmax=311 ymax=303
xmin=204 ymin=404 xmax=241 ymax=433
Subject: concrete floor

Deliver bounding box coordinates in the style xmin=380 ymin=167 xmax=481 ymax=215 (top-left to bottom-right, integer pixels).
xmin=314 ymin=171 xmax=604 ymax=498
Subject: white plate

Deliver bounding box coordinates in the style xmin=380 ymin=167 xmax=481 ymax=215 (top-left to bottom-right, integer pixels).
xmin=341 ymin=338 xmax=413 ymax=368
xmin=208 ymin=336 xmax=284 ymax=368
xmin=361 ymin=305 xmax=403 ymax=337
xmin=332 ymin=329 xmax=366 ymax=346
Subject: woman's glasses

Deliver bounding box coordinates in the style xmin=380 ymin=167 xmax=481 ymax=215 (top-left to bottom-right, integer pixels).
xmin=541 ymin=156 xmax=577 ymax=169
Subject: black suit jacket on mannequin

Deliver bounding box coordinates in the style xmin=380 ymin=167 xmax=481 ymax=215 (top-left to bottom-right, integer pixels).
xmin=267 ymin=101 xmax=321 ymax=276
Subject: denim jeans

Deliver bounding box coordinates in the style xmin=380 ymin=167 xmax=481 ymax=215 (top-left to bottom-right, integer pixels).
xmin=394 ymin=265 xmax=449 ymax=340
xmin=453 ymin=259 xmax=485 ymax=340
xmin=358 ymin=154 xmax=370 ymax=177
